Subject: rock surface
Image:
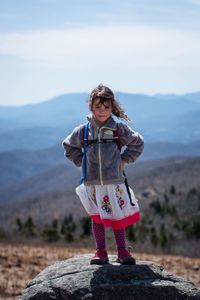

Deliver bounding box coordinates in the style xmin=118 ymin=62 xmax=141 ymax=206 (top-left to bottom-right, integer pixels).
xmin=18 ymin=254 xmax=200 ymax=300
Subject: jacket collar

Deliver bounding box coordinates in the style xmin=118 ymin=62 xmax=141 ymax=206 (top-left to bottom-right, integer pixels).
xmin=87 ymin=115 xmax=117 ymax=130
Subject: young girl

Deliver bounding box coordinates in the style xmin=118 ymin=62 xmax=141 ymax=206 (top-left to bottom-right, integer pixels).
xmin=63 ymin=84 xmax=144 ymax=265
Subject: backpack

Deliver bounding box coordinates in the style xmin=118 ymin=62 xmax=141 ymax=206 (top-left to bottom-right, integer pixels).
xmin=80 ymin=122 xmax=135 ymax=206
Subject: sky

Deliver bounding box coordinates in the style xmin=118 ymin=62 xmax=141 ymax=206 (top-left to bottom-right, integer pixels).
xmin=0 ymin=0 xmax=200 ymax=105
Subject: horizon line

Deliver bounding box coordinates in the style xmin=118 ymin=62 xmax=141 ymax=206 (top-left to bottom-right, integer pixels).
xmin=0 ymin=89 xmax=200 ymax=108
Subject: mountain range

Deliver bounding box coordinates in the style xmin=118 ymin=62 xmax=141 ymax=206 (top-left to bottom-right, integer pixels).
xmin=0 ymin=91 xmax=200 ymax=241
xmin=0 ymin=91 xmax=200 ymax=152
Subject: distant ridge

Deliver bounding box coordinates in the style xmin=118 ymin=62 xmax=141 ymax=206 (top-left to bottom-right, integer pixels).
xmin=0 ymin=91 xmax=200 ymax=152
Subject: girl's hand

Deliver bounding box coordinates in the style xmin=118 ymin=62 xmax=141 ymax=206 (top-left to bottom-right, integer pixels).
xmin=120 ymin=160 xmax=127 ymax=173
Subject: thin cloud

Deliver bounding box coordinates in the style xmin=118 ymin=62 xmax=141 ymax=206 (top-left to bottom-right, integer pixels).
xmin=0 ymin=26 xmax=199 ymax=70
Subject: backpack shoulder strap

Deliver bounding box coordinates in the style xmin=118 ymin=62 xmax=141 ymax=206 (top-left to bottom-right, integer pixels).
xmin=83 ymin=122 xmax=89 ymax=143
xmin=80 ymin=122 xmax=89 ymax=184
xmin=113 ymin=123 xmax=122 ymax=151
xmin=81 ymin=123 xmax=89 ymax=146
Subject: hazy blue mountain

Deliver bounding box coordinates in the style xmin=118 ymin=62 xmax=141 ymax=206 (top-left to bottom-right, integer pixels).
xmin=0 ymin=144 xmax=68 ymax=188
xmin=0 ymin=93 xmax=89 ymax=128
xmin=0 ymin=117 xmax=25 ymax=134
xmin=0 ymin=91 xmax=200 ymax=152
xmin=154 ymin=91 xmax=200 ymax=103
xmin=178 ymin=91 xmax=200 ymax=103
xmin=142 ymin=141 xmax=200 ymax=160
xmin=0 ymin=126 xmax=71 ymax=152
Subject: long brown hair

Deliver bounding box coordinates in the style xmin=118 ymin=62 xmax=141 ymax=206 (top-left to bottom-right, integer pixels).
xmin=88 ymin=84 xmax=130 ymax=121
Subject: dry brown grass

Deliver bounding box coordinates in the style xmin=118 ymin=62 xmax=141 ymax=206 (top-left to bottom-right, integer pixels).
xmin=0 ymin=242 xmax=199 ymax=300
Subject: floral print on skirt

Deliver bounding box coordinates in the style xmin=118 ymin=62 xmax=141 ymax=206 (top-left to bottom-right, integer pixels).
xmin=76 ymin=183 xmax=140 ymax=230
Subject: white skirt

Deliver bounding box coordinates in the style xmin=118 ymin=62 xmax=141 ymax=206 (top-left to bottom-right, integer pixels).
xmin=76 ymin=183 xmax=140 ymax=230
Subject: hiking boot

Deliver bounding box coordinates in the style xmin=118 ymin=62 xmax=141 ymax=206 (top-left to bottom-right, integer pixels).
xmin=90 ymin=249 xmax=109 ymax=265
xmin=117 ymin=248 xmax=136 ymax=265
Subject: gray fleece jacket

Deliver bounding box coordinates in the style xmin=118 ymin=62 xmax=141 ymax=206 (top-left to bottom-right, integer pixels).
xmin=62 ymin=116 xmax=144 ymax=186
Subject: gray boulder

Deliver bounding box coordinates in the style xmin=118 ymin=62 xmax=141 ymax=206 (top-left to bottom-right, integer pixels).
xmin=18 ymin=254 xmax=200 ymax=300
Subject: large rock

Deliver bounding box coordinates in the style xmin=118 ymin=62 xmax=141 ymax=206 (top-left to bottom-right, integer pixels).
xmin=18 ymin=254 xmax=200 ymax=300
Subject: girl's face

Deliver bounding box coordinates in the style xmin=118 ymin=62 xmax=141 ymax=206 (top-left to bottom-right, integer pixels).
xmin=92 ymin=98 xmax=112 ymax=126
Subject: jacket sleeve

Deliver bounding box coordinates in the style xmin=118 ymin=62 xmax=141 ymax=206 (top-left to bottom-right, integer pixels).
xmin=62 ymin=125 xmax=84 ymax=167
xmin=119 ymin=123 xmax=144 ymax=163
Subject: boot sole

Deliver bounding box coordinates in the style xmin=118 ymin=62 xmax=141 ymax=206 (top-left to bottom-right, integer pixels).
xmin=90 ymin=257 xmax=109 ymax=265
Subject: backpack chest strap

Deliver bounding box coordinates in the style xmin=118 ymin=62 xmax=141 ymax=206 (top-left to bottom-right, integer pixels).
xmin=84 ymin=137 xmax=118 ymax=146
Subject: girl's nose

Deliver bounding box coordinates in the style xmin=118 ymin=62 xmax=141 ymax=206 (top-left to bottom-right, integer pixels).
xmin=99 ymin=107 xmax=106 ymax=112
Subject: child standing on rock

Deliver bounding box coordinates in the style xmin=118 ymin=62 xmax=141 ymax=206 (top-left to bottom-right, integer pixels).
xmin=63 ymin=84 xmax=144 ymax=265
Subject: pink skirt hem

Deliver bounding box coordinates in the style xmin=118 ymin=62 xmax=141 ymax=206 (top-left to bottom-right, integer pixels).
xmin=91 ymin=211 xmax=140 ymax=230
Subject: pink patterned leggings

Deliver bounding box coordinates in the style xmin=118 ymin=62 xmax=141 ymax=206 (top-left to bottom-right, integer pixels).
xmin=92 ymin=220 xmax=126 ymax=250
